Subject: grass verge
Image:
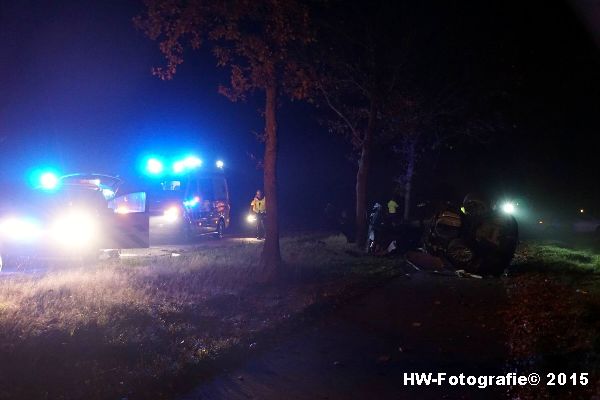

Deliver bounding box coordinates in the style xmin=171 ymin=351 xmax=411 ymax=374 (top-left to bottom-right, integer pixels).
xmin=503 ymin=241 xmax=600 ymax=399
xmin=0 ymin=234 xmax=400 ymax=400
xmin=512 ymin=241 xmax=600 ymax=274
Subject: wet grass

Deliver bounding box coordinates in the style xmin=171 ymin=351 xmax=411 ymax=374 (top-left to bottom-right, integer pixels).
xmin=513 ymin=242 xmax=600 ymax=274
xmin=505 ymin=240 xmax=600 ymax=399
xmin=0 ymin=234 xmax=400 ymax=400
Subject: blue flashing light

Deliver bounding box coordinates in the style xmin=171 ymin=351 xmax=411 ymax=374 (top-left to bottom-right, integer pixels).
xmin=216 ymin=160 xmax=224 ymax=169
xmin=183 ymin=156 xmax=202 ymax=168
xmin=146 ymin=158 xmax=164 ymax=175
xmin=183 ymin=196 xmax=200 ymax=208
xmin=40 ymin=172 xmax=59 ymax=190
xmin=173 ymin=156 xmax=202 ymax=174
xmin=173 ymin=160 xmax=186 ymax=174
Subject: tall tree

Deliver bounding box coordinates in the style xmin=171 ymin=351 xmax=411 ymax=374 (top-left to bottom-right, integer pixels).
xmin=384 ymin=85 xmax=501 ymax=220
xmin=135 ymin=0 xmax=313 ymax=280
xmin=314 ymin=1 xmax=404 ymax=247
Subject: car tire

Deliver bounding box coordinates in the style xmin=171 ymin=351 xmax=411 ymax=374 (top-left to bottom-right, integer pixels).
xmin=446 ymin=238 xmax=479 ymax=272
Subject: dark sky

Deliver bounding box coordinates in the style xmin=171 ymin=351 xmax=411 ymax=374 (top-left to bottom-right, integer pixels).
xmin=0 ymin=0 xmax=598 ymax=225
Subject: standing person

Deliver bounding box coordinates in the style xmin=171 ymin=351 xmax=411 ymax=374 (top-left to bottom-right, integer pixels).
xmin=250 ymin=190 xmax=266 ymax=239
xmin=387 ymin=191 xmax=402 ymax=226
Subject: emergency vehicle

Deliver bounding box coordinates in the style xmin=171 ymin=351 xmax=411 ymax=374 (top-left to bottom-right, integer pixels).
xmin=142 ymin=157 xmax=230 ymax=242
xmin=0 ymin=173 xmax=149 ymax=271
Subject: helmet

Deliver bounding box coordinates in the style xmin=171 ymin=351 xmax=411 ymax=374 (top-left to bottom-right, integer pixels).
xmin=463 ymin=193 xmax=489 ymax=216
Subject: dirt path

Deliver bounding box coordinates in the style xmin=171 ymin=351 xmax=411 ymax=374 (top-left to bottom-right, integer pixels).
xmin=183 ymin=271 xmax=510 ymax=399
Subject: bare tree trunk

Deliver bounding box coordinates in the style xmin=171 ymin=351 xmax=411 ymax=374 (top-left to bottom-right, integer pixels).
xmin=355 ymin=99 xmax=377 ymax=248
xmin=403 ymin=139 xmax=416 ymax=221
xmin=260 ymin=80 xmax=281 ymax=280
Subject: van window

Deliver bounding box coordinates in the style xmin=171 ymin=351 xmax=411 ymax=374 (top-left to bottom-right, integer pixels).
xmin=161 ymin=181 xmax=181 ymax=191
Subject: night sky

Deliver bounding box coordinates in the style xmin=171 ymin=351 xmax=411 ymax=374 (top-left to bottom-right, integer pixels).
xmin=1 ymin=0 xmax=598 ymax=227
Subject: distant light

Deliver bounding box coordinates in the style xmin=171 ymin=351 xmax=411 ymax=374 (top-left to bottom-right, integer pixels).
xmin=146 ymin=158 xmax=164 ymax=175
xmin=40 ymin=172 xmax=59 ymax=190
xmin=216 ymin=160 xmax=224 ymax=169
xmin=183 ymin=156 xmax=202 ymax=168
xmin=501 ymin=202 xmax=515 ymax=215
xmin=580 ymin=209 xmax=585 ymax=214
xmin=539 ymin=220 xmax=544 ymax=224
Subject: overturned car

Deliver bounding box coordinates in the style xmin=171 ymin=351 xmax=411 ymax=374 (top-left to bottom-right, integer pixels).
xmin=367 ymin=194 xmax=519 ymax=276
xmin=421 ymin=195 xmax=519 ymax=275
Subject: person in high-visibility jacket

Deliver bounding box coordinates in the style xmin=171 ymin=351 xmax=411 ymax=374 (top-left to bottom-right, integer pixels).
xmin=387 ymin=198 xmax=399 ymax=215
xmin=250 ymin=190 xmax=266 ymax=239
xmin=387 ymin=194 xmax=402 ymax=226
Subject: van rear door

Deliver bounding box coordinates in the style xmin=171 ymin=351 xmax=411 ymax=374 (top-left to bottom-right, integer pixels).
xmin=106 ymin=192 xmax=150 ymax=249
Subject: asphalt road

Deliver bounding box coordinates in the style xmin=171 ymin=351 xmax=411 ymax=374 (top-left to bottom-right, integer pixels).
xmin=182 ymin=271 xmax=510 ymax=400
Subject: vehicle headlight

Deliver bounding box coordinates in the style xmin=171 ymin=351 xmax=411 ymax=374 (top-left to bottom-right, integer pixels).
xmin=0 ymin=217 xmax=42 ymax=242
xmin=163 ymin=206 xmax=180 ymax=223
xmin=501 ymin=202 xmax=516 ymax=215
xmin=246 ymin=213 xmax=257 ymax=223
xmin=52 ymin=210 xmax=97 ymax=248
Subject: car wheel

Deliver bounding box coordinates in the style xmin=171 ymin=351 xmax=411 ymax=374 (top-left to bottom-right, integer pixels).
xmin=216 ymin=219 xmax=225 ymax=239
xmin=446 ymin=238 xmax=478 ymax=272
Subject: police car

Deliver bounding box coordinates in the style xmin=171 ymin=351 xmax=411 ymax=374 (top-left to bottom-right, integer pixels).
xmin=0 ymin=173 xmax=150 ymax=271
xmin=140 ymin=157 xmax=230 ymax=242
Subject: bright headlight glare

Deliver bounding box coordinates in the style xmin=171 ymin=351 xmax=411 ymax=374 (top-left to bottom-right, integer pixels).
xmin=52 ymin=210 xmax=97 ymax=247
xmin=246 ymin=214 xmax=257 ymax=223
xmin=164 ymin=206 xmax=180 ymax=223
xmin=0 ymin=217 xmax=41 ymax=241
xmin=501 ymin=202 xmax=515 ymax=215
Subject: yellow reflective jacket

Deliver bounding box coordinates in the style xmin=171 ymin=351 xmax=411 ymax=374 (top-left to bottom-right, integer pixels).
xmin=251 ymin=197 xmax=266 ymax=213
xmin=387 ymin=199 xmax=399 ymax=214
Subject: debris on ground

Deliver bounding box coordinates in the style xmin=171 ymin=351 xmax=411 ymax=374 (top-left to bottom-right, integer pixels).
xmin=455 ymin=269 xmax=483 ymax=279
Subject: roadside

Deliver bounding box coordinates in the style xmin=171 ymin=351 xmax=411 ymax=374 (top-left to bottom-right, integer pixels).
xmin=184 ymin=241 xmax=600 ymax=400
xmin=185 ymin=272 xmax=509 ymax=400
xmin=502 ymin=241 xmax=600 ymax=399
xmin=1 ymin=236 xmax=599 ymax=399
xmin=0 ymin=234 xmax=401 ymax=400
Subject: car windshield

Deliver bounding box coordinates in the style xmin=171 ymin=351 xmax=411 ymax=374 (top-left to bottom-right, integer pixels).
xmin=161 ymin=180 xmax=182 ymax=191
